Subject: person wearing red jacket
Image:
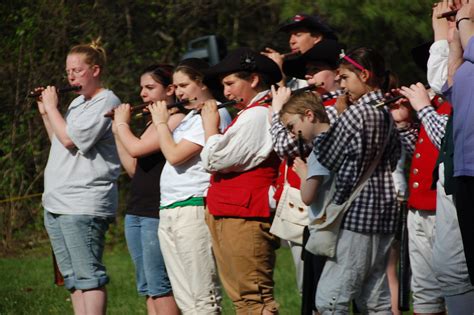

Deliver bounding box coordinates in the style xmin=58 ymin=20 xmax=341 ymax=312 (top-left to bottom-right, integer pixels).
xmin=200 ymin=48 xmax=283 ymax=314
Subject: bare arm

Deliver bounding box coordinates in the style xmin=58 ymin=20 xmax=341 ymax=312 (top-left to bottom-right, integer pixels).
xmin=41 ymin=86 xmax=75 ymax=149
xmin=293 ymin=157 xmax=324 ymax=205
xmin=149 ymin=101 xmax=202 ymax=166
xmin=113 ymin=129 xmax=137 ymax=177
xmin=40 ymin=113 xmax=54 ymax=141
xmin=456 ymin=2 xmax=474 ymax=48
xmin=447 ymin=29 xmax=464 ymax=87
xmin=114 ymin=104 xmax=185 ymax=157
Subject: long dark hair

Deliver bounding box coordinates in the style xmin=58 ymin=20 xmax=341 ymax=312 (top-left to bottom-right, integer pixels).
xmin=142 ymin=64 xmax=174 ymax=87
xmin=339 ymin=47 xmax=391 ymax=92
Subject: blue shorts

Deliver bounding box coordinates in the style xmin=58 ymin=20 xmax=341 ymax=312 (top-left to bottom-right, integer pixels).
xmin=125 ymin=214 xmax=172 ymax=297
xmin=44 ymin=211 xmax=112 ymax=291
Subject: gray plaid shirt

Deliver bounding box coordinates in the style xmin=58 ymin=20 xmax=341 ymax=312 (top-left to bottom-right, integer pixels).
xmin=313 ymin=90 xmax=401 ymax=234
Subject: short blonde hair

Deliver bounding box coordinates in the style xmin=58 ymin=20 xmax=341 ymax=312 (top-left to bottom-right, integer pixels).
xmin=280 ymin=92 xmax=329 ymax=123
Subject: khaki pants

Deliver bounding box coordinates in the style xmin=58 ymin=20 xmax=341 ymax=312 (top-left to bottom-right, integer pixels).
xmin=205 ymin=208 xmax=280 ymax=314
xmin=159 ymin=206 xmax=221 ymax=315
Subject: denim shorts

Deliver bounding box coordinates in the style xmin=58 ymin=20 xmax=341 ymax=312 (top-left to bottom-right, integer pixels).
xmin=125 ymin=214 xmax=172 ymax=297
xmin=44 ymin=211 xmax=112 ymax=291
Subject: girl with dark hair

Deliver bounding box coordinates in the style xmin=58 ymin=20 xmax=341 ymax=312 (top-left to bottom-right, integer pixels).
xmin=112 ymin=64 xmax=182 ymax=315
xmin=148 ymin=58 xmax=231 ymax=314
xmin=312 ymin=47 xmax=401 ymax=313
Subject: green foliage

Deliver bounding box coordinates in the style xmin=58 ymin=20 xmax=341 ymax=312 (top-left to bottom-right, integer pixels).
xmin=316 ymin=0 xmax=435 ymax=83
xmin=0 ymin=0 xmax=439 ymax=249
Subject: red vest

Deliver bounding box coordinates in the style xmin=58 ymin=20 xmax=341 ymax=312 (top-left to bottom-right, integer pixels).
xmin=407 ymin=96 xmax=452 ymax=210
xmin=207 ymin=97 xmax=281 ymax=218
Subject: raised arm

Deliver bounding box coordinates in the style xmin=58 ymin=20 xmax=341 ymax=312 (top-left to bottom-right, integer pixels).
xmin=35 ymin=87 xmax=54 ymax=141
xmin=149 ymin=101 xmax=202 ymax=166
xmin=41 ymin=86 xmax=75 ymax=149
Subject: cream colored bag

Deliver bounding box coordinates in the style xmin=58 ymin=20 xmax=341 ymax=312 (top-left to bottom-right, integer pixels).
xmin=270 ymin=165 xmax=308 ymax=245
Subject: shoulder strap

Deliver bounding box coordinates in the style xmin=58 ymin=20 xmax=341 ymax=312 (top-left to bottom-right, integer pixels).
xmin=344 ymin=112 xmax=393 ymax=204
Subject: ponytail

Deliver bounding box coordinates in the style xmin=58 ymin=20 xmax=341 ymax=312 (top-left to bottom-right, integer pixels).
xmin=69 ymin=37 xmax=107 ymax=70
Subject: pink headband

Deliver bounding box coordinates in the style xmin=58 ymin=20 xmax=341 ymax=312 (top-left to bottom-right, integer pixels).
xmin=339 ymin=50 xmax=367 ymax=72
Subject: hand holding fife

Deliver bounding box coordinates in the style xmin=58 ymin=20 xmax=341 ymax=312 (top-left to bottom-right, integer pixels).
xmin=34 ymin=87 xmax=46 ymax=115
xmin=149 ymin=101 xmax=170 ymax=127
xmin=398 ymin=83 xmax=431 ymax=112
xmin=271 ymin=85 xmax=291 ymax=114
xmin=41 ymin=86 xmax=59 ymax=112
xmin=433 ymin=1 xmax=456 ymax=41
xmin=387 ymin=89 xmax=413 ymax=129
xmin=261 ymin=47 xmax=284 ymax=70
xmin=292 ymin=157 xmax=308 ymax=180
xmin=113 ymin=104 xmax=132 ymax=124
xmin=456 ymin=1 xmax=474 ymax=22
xmin=200 ymin=99 xmax=220 ymax=137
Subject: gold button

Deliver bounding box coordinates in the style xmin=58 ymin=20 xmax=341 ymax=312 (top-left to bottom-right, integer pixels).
xmin=437 ymin=96 xmax=444 ymax=103
xmin=413 ymin=168 xmax=419 ymax=174
xmin=288 ymin=202 xmax=294 ymax=208
xmin=415 ymin=153 xmax=421 ymax=159
xmin=413 ymin=182 xmax=419 ymax=188
xmin=298 ymin=207 xmax=305 ymax=212
xmin=419 ymin=138 xmax=424 ymax=144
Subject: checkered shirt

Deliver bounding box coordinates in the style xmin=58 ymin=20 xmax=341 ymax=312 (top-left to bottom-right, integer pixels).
xmin=398 ymin=106 xmax=449 ymax=155
xmin=270 ymin=91 xmax=340 ymax=159
xmin=313 ymin=90 xmax=401 ymax=234
xmin=417 ymin=106 xmax=449 ymax=150
xmin=321 ymin=89 xmax=345 ymax=101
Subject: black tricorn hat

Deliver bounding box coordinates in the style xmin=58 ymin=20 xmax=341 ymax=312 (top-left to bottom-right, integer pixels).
xmin=278 ymin=13 xmax=337 ymax=40
xmin=204 ymin=47 xmax=282 ymax=87
xmin=283 ymin=39 xmax=343 ymax=79
xmin=411 ymin=42 xmax=432 ymax=74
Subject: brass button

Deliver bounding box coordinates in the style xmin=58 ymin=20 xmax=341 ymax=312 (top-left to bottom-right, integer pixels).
xmin=288 ymin=202 xmax=294 ymax=208
xmin=413 ymin=182 xmax=419 ymax=188
xmin=413 ymin=168 xmax=419 ymax=175
xmin=298 ymin=207 xmax=305 ymax=212
xmin=437 ymin=96 xmax=444 ymax=103
xmin=419 ymin=138 xmax=424 ymax=144
xmin=415 ymin=153 xmax=421 ymax=159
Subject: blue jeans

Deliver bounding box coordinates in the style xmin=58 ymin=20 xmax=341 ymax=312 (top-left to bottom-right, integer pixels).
xmin=125 ymin=214 xmax=172 ymax=297
xmin=44 ymin=211 xmax=112 ymax=290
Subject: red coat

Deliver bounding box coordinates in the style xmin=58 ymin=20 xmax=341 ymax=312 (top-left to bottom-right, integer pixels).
xmin=407 ymin=96 xmax=452 ymax=210
xmin=206 ymin=99 xmax=280 ymax=218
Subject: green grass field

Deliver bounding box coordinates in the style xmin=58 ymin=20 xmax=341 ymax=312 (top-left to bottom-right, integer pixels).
xmin=0 ymin=243 xmax=300 ymax=315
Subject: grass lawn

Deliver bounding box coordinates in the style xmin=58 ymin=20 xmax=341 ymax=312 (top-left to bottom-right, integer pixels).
xmin=0 ymin=242 xmax=300 ymax=314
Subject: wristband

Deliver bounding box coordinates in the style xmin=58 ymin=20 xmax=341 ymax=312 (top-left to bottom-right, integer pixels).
xmin=456 ymin=17 xmax=471 ymax=30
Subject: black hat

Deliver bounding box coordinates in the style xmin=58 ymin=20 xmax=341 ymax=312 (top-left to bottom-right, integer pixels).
xmin=278 ymin=13 xmax=337 ymax=40
xmin=282 ymin=39 xmax=343 ymax=79
xmin=411 ymin=42 xmax=432 ymax=74
xmin=204 ymin=47 xmax=282 ymax=86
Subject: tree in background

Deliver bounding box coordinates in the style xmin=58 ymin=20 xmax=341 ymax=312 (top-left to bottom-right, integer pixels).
xmin=0 ymin=0 xmax=435 ymax=251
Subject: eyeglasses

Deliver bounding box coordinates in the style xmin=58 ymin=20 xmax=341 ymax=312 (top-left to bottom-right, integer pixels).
xmin=65 ymin=67 xmax=90 ymax=78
